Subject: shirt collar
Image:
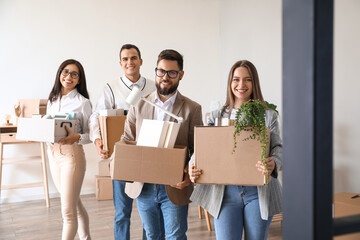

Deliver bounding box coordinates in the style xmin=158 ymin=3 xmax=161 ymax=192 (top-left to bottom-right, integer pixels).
xmin=122 ymin=75 xmax=145 ymax=89
xmin=62 ymin=88 xmax=78 ymax=98
xmin=154 ymin=91 xmax=178 ymax=105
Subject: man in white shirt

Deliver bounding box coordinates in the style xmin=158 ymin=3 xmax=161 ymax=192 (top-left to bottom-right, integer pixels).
xmin=89 ymin=44 xmax=155 ymax=240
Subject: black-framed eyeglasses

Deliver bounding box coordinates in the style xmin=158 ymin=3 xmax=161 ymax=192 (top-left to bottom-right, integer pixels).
xmin=155 ymin=68 xmax=181 ymax=79
xmin=61 ymin=69 xmax=80 ymax=79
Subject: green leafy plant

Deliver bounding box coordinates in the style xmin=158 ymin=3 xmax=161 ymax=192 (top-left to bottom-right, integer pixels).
xmin=232 ymin=100 xmax=277 ymax=184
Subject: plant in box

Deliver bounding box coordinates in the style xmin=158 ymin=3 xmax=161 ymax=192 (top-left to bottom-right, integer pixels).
xmin=232 ymin=99 xmax=278 ymax=184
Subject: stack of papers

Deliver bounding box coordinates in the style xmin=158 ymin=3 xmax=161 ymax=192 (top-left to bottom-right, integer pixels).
xmin=137 ymin=119 xmax=180 ymax=148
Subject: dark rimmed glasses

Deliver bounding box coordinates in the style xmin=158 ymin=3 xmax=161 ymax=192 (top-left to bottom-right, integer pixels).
xmin=155 ymin=68 xmax=181 ymax=79
xmin=61 ymin=69 xmax=80 ymax=79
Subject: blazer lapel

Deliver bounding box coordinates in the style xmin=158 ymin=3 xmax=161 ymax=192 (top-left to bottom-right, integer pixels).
xmin=170 ymin=92 xmax=185 ymax=123
xmin=143 ymin=92 xmax=156 ymax=120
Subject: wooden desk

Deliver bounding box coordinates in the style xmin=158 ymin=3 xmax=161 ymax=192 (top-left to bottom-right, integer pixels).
xmin=0 ymin=125 xmax=50 ymax=207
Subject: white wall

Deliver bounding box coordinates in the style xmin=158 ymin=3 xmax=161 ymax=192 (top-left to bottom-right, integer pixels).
xmin=0 ymin=0 xmax=222 ymax=203
xmin=219 ymin=0 xmax=282 ymax=113
xmin=333 ymin=0 xmax=360 ymax=193
xmin=0 ymin=0 xmax=357 ymax=203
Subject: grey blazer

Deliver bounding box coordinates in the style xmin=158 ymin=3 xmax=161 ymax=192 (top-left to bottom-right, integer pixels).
xmin=190 ymin=108 xmax=283 ymax=220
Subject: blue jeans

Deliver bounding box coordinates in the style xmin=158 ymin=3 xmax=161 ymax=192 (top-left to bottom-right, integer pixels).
xmin=214 ymin=185 xmax=272 ymax=240
xmin=136 ymin=184 xmax=188 ymax=240
xmin=113 ymin=180 xmax=133 ymax=240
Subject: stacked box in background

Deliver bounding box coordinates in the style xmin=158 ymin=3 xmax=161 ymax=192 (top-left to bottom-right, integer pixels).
xmin=333 ymin=192 xmax=360 ymax=240
xmin=17 ymin=99 xmax=47 ymax=118
xmin=95 ymin=113 xmax=126 ymax=200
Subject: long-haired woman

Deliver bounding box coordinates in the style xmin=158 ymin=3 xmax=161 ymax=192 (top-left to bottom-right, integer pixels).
xmin=189 ymin=60 xmax=282 ymax=240
xmin=47 ymin=59 xmax=92 ymax=240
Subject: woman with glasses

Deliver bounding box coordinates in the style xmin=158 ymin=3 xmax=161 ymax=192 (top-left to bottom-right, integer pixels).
xmin=189 ymin=60 xmax=282 ymax=240
xmin=47 ymin=59 xmax=92 ymax=240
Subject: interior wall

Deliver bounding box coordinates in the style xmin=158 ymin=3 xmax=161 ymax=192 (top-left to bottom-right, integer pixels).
xmin=333 ymin=0 xmax=360 ymax=194
xmin=218 ymin=0 xmax=283 ymax=115
xmin=0 ymin=0 xmax=222 ymax=202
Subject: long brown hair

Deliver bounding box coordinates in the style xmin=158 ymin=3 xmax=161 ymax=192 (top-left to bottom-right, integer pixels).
xmin=222 ymin=60 xmax=264 ymax=114
xmin=48 ymin=59 xmax=89 ymax=103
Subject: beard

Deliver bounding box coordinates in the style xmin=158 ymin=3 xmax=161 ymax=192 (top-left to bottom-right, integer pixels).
xmin=156 ymin=80 xmax=179 ymax=96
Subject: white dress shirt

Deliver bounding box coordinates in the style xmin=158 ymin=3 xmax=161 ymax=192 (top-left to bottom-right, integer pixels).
xmin=46 ymin=89 xmax=92 ymax=145
xmin=153 ymin=91 xmax=178 ymax=121
xmin=122 ymin=75 xmax=145 ymax=92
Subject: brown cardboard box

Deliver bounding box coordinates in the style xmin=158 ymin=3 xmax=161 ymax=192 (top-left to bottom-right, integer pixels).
xmin=99 ymin=116 xmax=126 ymax=156
xmin=194 ymin=126 xmax=269 ymax=185
xmin=95 ymin=175 xmax=113 ymax=200
xmin=111 ymin=141 xmax=187 ymax=185
xmin=334 ymin=192 xmax=360 ymax=240
xmin=98 ymin=159 xmax=111 ymax=177
xmin=17 ymin=99 xmax=47 ymax=118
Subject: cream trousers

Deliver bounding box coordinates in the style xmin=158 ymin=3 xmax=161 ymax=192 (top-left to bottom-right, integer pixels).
xmin=48 ymin=144 xmax=91 ymax=240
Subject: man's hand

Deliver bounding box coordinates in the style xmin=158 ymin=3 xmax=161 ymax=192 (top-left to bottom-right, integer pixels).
xmin=95 ymin=138 xmax=109 ymax=159
xmin=58 ymin=126 xmax=80 ymax=145
xmin=188 ymin=162 xmax=202 ymax=183
xmin=171 ymin=168 xmax=191 ymax=190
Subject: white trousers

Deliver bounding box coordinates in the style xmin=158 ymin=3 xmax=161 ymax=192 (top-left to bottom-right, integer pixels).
xmin=48 ymin=144 xmax=91 ymax=240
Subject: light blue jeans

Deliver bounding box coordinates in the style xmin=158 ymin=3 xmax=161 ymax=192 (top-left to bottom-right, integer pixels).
xmin=214 ymin=185 xmax=272 ymax=240
xmin=136 ymin=183 xmax=188 ymax=240
xmin=113 ymin=180 xmax=133 ymax=240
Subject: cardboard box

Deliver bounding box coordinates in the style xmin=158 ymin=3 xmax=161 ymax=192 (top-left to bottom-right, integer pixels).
xmin=95 ymin=175 xmax=113 ymax=200
xmin=16 ymin=118 xmax=77 ymax=143
xmin=334 ymin=192 xmax=360 ymax=240
xmin=98 ymin=159 xmax=111 ymax=177
xmin=17 ymin=99 xmax=47 ymax=118
xmin=99 ymin=116 xmax=126 ymax=156
xmin=111 ymin=141 xmax=187 ymax=185
xmin=194 ymin=126 xmax=269 ymax=186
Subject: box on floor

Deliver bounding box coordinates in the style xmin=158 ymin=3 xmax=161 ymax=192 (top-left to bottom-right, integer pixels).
xmin=334 ymin=192 xmax=360 ymax=240
xmin=95 ymin=175 xmax=113 ymax=200
xmin=98 ymin=159 xmax=111 ymax=177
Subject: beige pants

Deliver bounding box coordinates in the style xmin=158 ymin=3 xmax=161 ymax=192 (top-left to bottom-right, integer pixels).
xmin=48 ymin=144 xmax=91 ymax=240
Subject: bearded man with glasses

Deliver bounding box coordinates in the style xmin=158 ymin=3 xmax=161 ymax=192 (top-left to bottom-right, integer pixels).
xmin=121 ymin=49 xmax=203 ymax=239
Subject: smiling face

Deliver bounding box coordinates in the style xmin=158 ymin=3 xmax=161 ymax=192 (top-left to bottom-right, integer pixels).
xmin=60 ymin=64 xmax=79 ymax=95
xmin=155 ymin=59 xmax=184 ymax=102
xmin=119 ymin=48 xmax=143 ymax=82
xmin=231 ymin=67 xmax=253 ymax=107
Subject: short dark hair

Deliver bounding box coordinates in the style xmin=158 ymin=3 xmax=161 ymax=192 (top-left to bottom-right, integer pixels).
xmin=48 ymin=59 xmax=89 ymax=103
xmin=157 ymin=49 xmax=183 ymax=71
xmin=119 ymin=44 xmax=141 ymax=60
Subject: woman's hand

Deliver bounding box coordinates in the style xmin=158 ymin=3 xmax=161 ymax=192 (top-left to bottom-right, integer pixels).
xmin=58 ymin=125 xmax=80 ymax=145
xmin=171 ymin=168 xmax=191 ymax=189
xmin=189 ymin=162 xmax=202 ymax=183
xmin=256 ymin=157 xmax=275 ymax=176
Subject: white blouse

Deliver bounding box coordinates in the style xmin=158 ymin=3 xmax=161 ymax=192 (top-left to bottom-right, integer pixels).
xmin=46 ymin=89 xmax=92 ymax=145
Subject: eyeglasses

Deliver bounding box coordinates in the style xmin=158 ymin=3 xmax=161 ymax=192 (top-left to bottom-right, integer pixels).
xmin=61 ymin=69 xmax=80 ymax=79
xmin=155 ymin=68 xmax=181 ymax=79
